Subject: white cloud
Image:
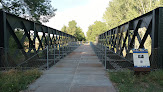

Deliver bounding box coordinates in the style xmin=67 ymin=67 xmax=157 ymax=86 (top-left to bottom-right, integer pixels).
xmin=44 ymin=0 xmax=110 ymax=36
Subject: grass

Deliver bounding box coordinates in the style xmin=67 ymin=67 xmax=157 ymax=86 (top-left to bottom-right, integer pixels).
xmin=108 ymin=70 xmax=163 ymax=92
xmin=0 ymin=69 xmax=42 ymax=92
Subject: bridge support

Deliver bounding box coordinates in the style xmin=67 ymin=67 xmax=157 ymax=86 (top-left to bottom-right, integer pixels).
xmin=97 ymin=7 xmax=163 ymax=69
xmin=0 ymin=10 xmax=77 ymax=69
xmin=152 ymin=8 xmax=163 ymax=69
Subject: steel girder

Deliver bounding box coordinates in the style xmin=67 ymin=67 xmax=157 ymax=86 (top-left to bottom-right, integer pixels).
xmin=98 ymin=7 xmax=163 ymax=69
xmin=0 ymin=10 xmax=76 ymax=67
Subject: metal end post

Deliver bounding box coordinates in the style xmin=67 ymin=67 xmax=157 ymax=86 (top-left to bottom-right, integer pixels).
xmin=47 ymin=45 xmax=49 ymax=70
xmin=59 ymin=44 xmax=60 ymax=58
xmin=54 ymin=44 xmax=55 ymax=65
xmin=105 ymin=45 xmax=107 ymax=69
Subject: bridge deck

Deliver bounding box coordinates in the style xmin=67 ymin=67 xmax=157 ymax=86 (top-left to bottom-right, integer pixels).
xmin=28 ymin=44 xmax=116 ymax=92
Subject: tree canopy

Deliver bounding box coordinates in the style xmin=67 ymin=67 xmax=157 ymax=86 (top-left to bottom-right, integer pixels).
xmin=0 ymin=0 xmax=56 ymax=23
xmin=103 ymin=0 xmax=162 ymax=29
xmin=86 ymin=0 xmax=162 ymax=42
xmin=86 ymin=21 xmax=108 ymax=42
xmin=61 ymin=20 xmax=86 ymax=41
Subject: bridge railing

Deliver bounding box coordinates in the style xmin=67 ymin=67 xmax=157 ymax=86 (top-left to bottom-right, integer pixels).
xmin=0 ymin=10 xmax=78 ymax=69
xmin=97 ymin=7 xmax=163 ymax=69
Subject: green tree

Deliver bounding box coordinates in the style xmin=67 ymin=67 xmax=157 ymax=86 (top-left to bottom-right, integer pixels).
xmin=1 ymin=0 xmax=56 ymax=23
xmin=61 ymin=20 xmax=86 ymax=41
xmin=61 ymin=25 xmax=67 ymax=33
xmin=66 ymin=20 xmax=78 ymax=36
xmin=75 ymin=27 xmax=86 ymax=41
xmin=103 ymin=0 xmax=162 ymax=29
xmin=101 ymin=0 xmax=162 ymax=56
xmin=87 ymin=21 xmax=107 ymax=42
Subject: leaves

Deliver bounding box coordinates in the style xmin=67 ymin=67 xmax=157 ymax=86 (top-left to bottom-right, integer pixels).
xmin=87 ymin=0 xmax=161 ymax=42
xmin=87 ymin=21 xmax=108 ymax=42
xmin=61 ymin=20 xmax=86 ymax=41
xmin=1 ymin=0 xmax=56 ymax=23
xmin=103 ymin=0 xmax=161 ymax=30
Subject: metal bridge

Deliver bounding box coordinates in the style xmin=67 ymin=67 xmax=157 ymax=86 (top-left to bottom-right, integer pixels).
xmin=0 ymin=10 xmax=79 ymax=69
xmin=91 ymin=7 xmax=163 ymax=70
xmin=0 ymin=7 xmax=163 ymax=70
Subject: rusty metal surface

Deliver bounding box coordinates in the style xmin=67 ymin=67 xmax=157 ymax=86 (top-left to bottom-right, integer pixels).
xmin=134 ymin=67 xmax=151 ymax=71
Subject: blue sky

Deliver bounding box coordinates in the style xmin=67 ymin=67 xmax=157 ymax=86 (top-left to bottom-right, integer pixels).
xmin=45 ymin=0 xmax=111 ymax=36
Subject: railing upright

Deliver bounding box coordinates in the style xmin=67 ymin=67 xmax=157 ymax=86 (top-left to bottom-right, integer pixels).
xmin=47 ymin=45 xmax=49 ymax=70
xmin=54 ymin=44 xmax=56 ymax=65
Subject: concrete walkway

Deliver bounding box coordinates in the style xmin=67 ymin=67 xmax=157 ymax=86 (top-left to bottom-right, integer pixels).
xmin=28 ymin=44 xmax=116 ymax=92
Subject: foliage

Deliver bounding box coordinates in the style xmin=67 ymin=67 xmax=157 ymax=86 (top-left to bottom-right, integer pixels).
xmin=103 ymin=0 xmax=162 ymax=29
xmin=61 ymin=25 xmax=67 ymax=33
xmin=0 ymin=69 xmax=42 ymax=92
xmin=87 ymin=0 xmax=162 ymax=43
xmin=9 ymin=29 xmax=27 ymax=49
xmin=0 ymin=0 xmax=56 ymax=23
xmin=61 ymin=20 xmax=86 ymax=41
xmin=86 ymin=21 xmax=108 ymax=42
xmin=108 ymin=70 xmax=163 ymax=92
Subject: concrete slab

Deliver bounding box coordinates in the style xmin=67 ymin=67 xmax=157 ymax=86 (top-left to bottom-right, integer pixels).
xmin=78 ymin=63 xmax=104 ymax=69
xmin=37 ymin=74 xmax=74 ymax=84
xmin=79 ymin=60 xmax=100 ymax=63
xmin=76 ymin=68 xmax=106 ymax=75
xmin=61 ymin=58 xmax=81 ymax=60
xmin=72 ymin=74 xmax=112 ymax=86
xmin=70 ymin=85 xmax=116 ymax=92
xmin=79 ymin=63 xmax=103 ymax=67
xmin=29 ymin=83 xmax=71 ymax=92
xmin=59 ymin=60 xmax=79 ymax=63
xmin=44 ymin=67 xmax=76 ymax=74
xmin=27 ymin=44 xmax=116 ymax=92
xmin=55 ymin=63 xmax=78 ymax=68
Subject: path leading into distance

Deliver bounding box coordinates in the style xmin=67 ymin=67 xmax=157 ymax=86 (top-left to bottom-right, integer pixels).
xmin=28 ymin=44 xmax=116 ymax=92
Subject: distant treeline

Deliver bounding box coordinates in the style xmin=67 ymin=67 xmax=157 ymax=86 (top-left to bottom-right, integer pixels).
xmin=61 ymin=20 xmax=86 ymax=41
xmin=87 ymin=0 xmax=163 ymax=42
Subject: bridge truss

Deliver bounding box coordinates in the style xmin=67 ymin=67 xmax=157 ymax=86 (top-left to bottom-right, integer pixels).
xmin=95 ymin=7 xmax=163 ymax=69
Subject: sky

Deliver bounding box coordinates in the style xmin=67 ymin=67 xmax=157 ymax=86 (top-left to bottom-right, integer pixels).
xmin=0 ymin=3 xmax=2 ymax=9
xmin=45 ymin=0 xmax=110 ymax=36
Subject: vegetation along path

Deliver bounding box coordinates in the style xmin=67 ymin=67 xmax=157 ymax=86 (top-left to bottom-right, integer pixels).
xmin=28 ymin=44 xmax=116 ymax=92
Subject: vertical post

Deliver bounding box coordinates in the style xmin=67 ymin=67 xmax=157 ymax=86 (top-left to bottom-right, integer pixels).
xmin=105 ymin=45 xmax=107 ymax=69
xmin=58 ymin=32 xmax=60 ymax=58
xmin=0 ymin=11 xmax=8 ymax=66
xmin=59 ymin=43 xmax=60 ymax=58
xmin=157 ymin=7 xmax=163 ymax=69
xmin=151 ymin=7 xmax=163 ymax=69
xmin=55 ymin=31 xmax=58 ymax=50
xmin=61 ymin=32 xmax=63 ymax=57
xmin=47 ymin=28 xmax=50 ymax=46
xmin=151 ymin=8 xmax=158 ymax=68
xmin=67 ymin=35 xmax=68 ymax=53
xmin=0 ymin=11 xmax=4 ymax=49
xmin=65 ymin=34 xmax=67 ymax=54
xmin=102 ymin=34 xmax=104 ymax=62
xmin=33 ymin=23 xmax=36 ymax=52
xmin=47 ymin=45 xmax=49 ymax=70
xmin=68 ymin=35 xmax=70 ymax=53
xmin=54 ymin=44 xmax=55 ymax=65
xmin=0 ymin=11 xmax=4 ymax=66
